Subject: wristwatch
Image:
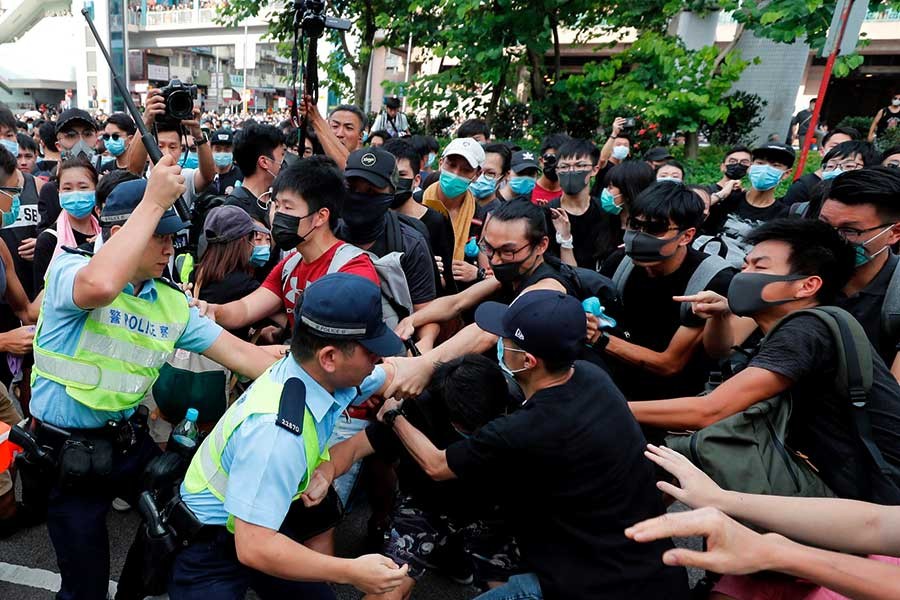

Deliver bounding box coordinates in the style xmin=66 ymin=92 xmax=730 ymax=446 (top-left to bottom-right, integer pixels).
xmin=194 ymin=132 xmax=209 ymax=146
xmin=383 ymin=408 xmax=405 ymax=427
xmin=594 ymin=331 xmax=611 ymax=350
xmin=475 ymin=267 xmax=486 ymax=282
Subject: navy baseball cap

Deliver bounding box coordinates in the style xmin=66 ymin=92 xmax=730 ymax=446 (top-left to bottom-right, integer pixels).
xmin=210 ymin=129 xmax=235 ymax=146
xmin=100 ymin=179 xmax=189 ymax=235
xmin=475 ymin=290 xmax=585 ymax=362
xmin=297 ymin=273 xmax=404 ymax=357
xmin=56 ymin=108 xmax=98 ymax=134
xmin=752 ymin=143 xmax=796 ymax=168
xmin=510 ymin=150 xmax=540 ymax=174
xmin=345 ymin=147 xmax=399 ymax=190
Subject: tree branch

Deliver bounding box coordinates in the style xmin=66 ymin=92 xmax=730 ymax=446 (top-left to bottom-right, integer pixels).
xmin=713 ymin=22 xmax=744 ymax=74
xmin=339 ymin=30 xmax=360 ymax=70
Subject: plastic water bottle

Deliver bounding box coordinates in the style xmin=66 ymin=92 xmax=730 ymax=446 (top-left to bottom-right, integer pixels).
xmin=170 ymin=408 xmax=199 ymax=452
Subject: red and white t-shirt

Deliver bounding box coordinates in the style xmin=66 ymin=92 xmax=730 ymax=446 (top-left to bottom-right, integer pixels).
xmin=262 ymin=241 xmax=380 ymax=328
xmin=531 ymin=181 xmax=562 ymax=205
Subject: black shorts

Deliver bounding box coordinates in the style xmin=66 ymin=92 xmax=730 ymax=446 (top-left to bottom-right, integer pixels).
xmin=382 ymin=494 xmax=521 ymax=584
xmin=279 ymin=486 xmax=344 ymax=542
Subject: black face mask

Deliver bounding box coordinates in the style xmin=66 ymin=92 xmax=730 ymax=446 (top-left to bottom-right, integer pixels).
xmin=559 ymin=170 xmax=591 ymax=196
xmin=726 ymin=272 xmax=807 ymax=317
xmin=725 ymin=163 xmax=749 ymax=180
xmin=623 ymin=229 xmax=681 ymax=263
xmin=391 ymin=178 xmax=414 ymax=208
xmin=272 ymin=211 xmax=315 ymax=251
xmin=490 ymin=246 xmax=536 ymax=287
xmin=341 ymin=192 xmax=394 ymax=244
xmin=543 ymin=154 xmax=558 ymax=182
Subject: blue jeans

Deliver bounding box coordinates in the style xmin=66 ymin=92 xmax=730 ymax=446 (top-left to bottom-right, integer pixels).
xmin=327 ymin=416 xmax=369 ymax=507
xmin=475 ymin=573 xmax=543 ymax=600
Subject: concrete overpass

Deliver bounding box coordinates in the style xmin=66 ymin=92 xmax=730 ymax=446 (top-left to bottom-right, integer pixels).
xmin=127 ymin=3 xmax=274 ymax=50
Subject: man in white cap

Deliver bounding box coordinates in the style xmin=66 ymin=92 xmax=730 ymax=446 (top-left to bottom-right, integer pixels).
xmin=423 ymin=138 xmax=486 ymax=264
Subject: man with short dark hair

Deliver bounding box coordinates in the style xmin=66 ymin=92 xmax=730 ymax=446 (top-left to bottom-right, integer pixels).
xmin=16 ymin=133 xmax=38 ymax=175
xmin=299 ymin=97 xmax=366 ymax=169
xmin=223 ymin=121 xmax=284 ymax=226
xmin=600 ymin=181 xmax=735 ymax=400
xmin=455 ymin=118 xmax=490 ymax=142
xmin=532 ymin=133 xmax=569 ymax=205
xmin=783 ymin=126 xmax=859 ymax=208
xmin=33 ymin=121 xmax=61 ymax=179
xmin=633 ymin=218 xmax=900 ymax=504
xmin=790 ymin=97 xmax=816 ymax=145
xmin=596 ymin=117 xmax=633 ymax=191
xmin=821 ymin=167 xmax=900 ymax=380
xmin=469 ymin=143 xmax=511 ymax=212
xmin=371 ymin=97 xmax=410 ymax=138
xmin=378 ymin=290 xmax=690 ymax=600
xmin=97 ymin=112 xmax=136 ymax=176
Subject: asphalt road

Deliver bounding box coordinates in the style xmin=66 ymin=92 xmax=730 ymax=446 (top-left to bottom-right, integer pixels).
xmin=0 ymin=494 xmax=703 ymax=599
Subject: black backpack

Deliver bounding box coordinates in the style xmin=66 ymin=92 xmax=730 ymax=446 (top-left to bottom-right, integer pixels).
xmin=189 ymin=191 xmax=226 ymax=255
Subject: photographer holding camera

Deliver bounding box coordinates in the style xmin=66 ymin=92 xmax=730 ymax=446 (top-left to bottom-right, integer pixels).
xmin=596 ymin=116 xmax=634 ymax=190
xmin=125 ymin=84 xmax=215 ymax=245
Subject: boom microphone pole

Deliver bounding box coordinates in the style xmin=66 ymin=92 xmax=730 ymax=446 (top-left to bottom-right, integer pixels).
xmin=81 ymin=8 xmax=191 ymax=223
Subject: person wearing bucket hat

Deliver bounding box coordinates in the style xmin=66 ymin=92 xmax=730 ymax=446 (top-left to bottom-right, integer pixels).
xmin=26 ymin=155 xmax=288 ymax=600
xmin=376 ymin=289 xmax=690 ymax=600
xmin=173 ymin=273 xmax=410 ymax=598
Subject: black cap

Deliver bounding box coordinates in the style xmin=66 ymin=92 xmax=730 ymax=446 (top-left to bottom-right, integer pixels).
xmin=210 ymin=129 xmax=235 ymax=146
xmin=475 ymin=290 xmax=585 ymax=362
xmin=345 ymin=147 xmax=399 ymax=190
xmin=752 ymin=143 xmax=796 ymax=168
xmin=101 ymin=179 xmax=188 ymax=235
xmin=510 ymin=150 xmax=540 ymax=174
xmin=56 ymin=108 xmax=98 ymax=134
xmin=385 ymin=96 xmax=401 ymax=109
xmin=298 ymin=273 xmax=404 ymax=357
xmin=644 ymin=147 xmax=674 ymax=162
xmin=203 ymin=205 xmax=268 ymax=244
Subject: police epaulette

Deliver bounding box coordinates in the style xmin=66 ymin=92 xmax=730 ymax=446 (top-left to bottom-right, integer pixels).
xmin=277 ymin=378 xmax=307 ymax=436
xmin=155 ymin=277 xmax=184 ymax=293
xmin=61 ymin=246 xmax=94 ymax=258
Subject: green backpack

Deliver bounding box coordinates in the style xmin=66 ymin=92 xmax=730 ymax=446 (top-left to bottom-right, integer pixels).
xmin=666 ymin=306 xmax=899 ymax=500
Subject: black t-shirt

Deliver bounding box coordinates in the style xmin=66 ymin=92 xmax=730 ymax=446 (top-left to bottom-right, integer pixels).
xmin=97 ymin=158 xmax=125 ymax=177
xmin=782 ymin=172 xmax=821 ymax=211
xmin=0 ymin=173 xmax=40 ymax=299
xmin=446 ymin=362 xmax=689 ymax=600
xmin=204 ymin=166 xmax=244 ymax=196
xmin=601 ymin=248 xmax=735 ymax=399
xmin=33 ymin=227 xmax=92 ymax=293
xmin=546 ymin=197 xmax=608 ymax=270
xmin=702 ymin=190 xmax=789 ymax=252
xmin=223 ymin=186 xmax=269 ymax=228
xmin=192 ymin=270 xmax=260 ymax=340
xmin=750 ymin=313 xmax=900 ymax=502
xmin=792 ymin=108 xmax=813 ymax=137
xmin=37 ymin=181 xmax=61 ymax=231
xmin=365 ymin=392 xmax=493 ymax=521
xmin=417 ymin=206 xmax=457 ymax=295
xmin=835 ymin=253 xmax=900 ymax=368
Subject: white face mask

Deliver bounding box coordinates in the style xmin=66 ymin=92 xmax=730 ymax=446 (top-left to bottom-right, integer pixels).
xmin=612 ymin=145 xmax=630 ymax=161
xmin=892 ymin=99 xmax=900 ymax=107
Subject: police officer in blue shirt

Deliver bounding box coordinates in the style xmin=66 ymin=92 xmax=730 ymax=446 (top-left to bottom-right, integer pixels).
xmin=27 ymin=155 xmax=284 ymax=600
xmin=172 ymin=273 xmax=410 ymax=599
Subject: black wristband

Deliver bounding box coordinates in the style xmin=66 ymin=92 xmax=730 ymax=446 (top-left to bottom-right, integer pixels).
xmin=476 ymin=267 xmax=486 ymax=282
xmin=595 ymin=331 xmax=611 ymax=350
xmin=383 ymin=408 xmax=404 ymax=427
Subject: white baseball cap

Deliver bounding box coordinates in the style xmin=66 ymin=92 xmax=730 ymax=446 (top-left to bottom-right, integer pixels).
xmin=442 ymin=137 xmax=486 ymax=169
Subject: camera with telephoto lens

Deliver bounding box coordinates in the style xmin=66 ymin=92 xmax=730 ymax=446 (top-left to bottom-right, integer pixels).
xmin=160 ymin=79 xmax=197 ymax=123
xmin=294 ymin=0 xmax=350 ymax=38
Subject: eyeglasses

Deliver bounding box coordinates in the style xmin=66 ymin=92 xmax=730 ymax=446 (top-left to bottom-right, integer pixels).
xmin=60 ymin=130 xmax=96 ymax=140
xmin=725 ymin=158 xmax=751 ymax=166
xmin=627 ymin=217 xmax=681 ymax=236
xmin=823 ymin=160 xmax=864 ymax=172
xmin=834 ymin=223 xmax=896 ymax=239
xmin=0 ymin=186 xmax=22 ymax=199
xmin=884 ymin=160 xmax=899 ymax=169
xmin=478 ymin=239 xmax=532 ymax=261
xmin=556 ymin=162 xmax=594 ymax=173
xmin=101 ymin=133 xmax=123 ymax=141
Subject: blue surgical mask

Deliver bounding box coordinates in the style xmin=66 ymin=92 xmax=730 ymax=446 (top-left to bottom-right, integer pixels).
xmin=509 ymin=176 xmax=536 ymax=196
xmin=250 ymin=243 xmax=271 ymax=267
xmin=182 ymin=151 xmax=200 ymax=169
xmin=748 ymin=164 xmax=784 ymax=191
xmin=105 ymin=137 xmax=127 ymax=157
xmin=0 ymin=139 xmax=19 ymax=158
xmin=469 ymin=174 xmax=497 ymax=199
xmin=611 ymin=145 xmax=630 ymax=161
xmin=656 ymin=176 xmax=682 ymax=184
xmin=2 ymin=194 xmax=20 ymax=227
xmin=439 ymin=169 xmax=472 ymax=198
xmin=600 ymin=188 xmax=623 ymax=215
xmin=496 ymin=339 xmax=527 ymax=378
xmin=821 ymin=168 xmax=843 ymax=181
xmin=59 ymin=190 xmax=97 ymax=219
xmin=213 ymin=152 xmax=233 ymax=168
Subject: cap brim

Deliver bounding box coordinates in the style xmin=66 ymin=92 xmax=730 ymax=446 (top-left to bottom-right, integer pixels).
xmin=474 ymin=301 xmax=512 ymax=339
xmin=345 ymin=169 xmax=391 ymax=189
xmin=56 ymin=117 xmax=96 ymax=134
xmin=359 ymin=322 xmax=405 ymax=357
xmin=510 ymin=162 xmax=540 ymax=174
xmin=752 ymin=148 xmax=795 ymax=168
xmin=251 ymin=221 xmax=270 ymax=236
xmin=443 ymin=152 xmax=480 ymax=169
xmin=155 ymin=210 xmax=190 ymax=235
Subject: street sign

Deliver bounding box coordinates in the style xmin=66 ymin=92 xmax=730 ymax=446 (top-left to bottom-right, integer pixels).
xmin=821 ymin=0 xmax=869 ymax=56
